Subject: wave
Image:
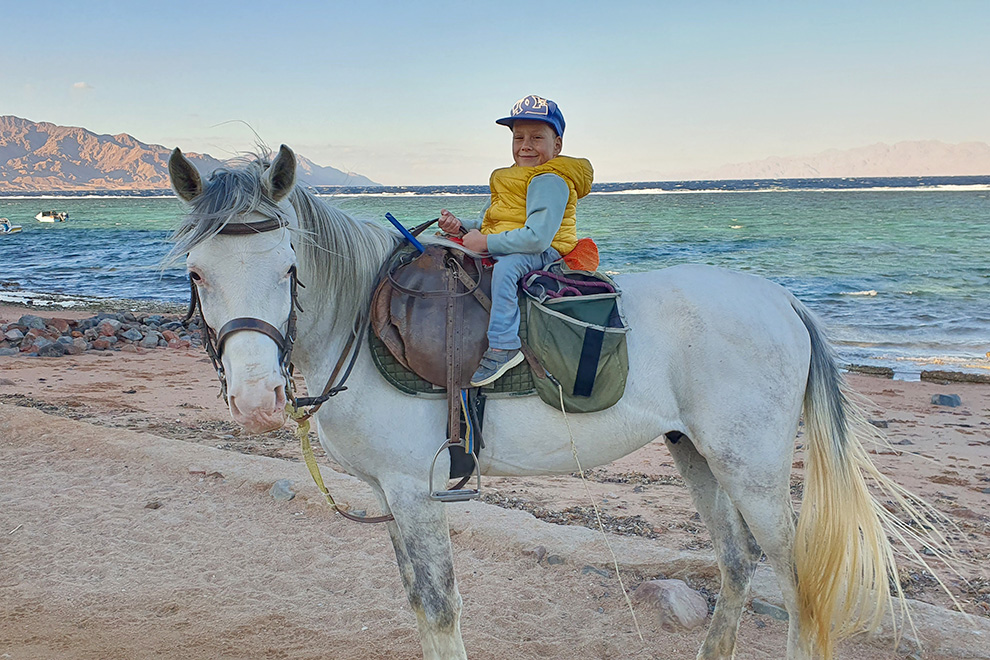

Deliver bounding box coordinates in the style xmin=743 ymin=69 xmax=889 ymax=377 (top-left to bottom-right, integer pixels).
xmin=5 ymin=175 xmax=990 ymax=199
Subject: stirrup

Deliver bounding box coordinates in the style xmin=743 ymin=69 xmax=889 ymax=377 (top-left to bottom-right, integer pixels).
xmin=428 ymin=439 xmax=481 ymax=502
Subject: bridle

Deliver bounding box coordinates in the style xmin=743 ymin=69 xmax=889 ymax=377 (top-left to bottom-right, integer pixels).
xmin=183 ymin=216 xmax=361 ymax=417
xmin=183 ymin=213 xmax=394 ymax=524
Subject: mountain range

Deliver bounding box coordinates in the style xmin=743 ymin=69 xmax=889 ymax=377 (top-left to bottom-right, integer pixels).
xmin=1 ymin=116 xmax=988 ymax=191
xmin=0 ymin=116 xmax=378 ymax=192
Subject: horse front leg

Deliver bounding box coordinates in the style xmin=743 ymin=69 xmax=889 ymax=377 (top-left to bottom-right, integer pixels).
xmin=380 ymin=478 xmax=467 ymax=660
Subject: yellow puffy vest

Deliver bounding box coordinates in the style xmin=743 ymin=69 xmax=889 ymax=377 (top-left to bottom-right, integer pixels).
xmin=482 ymin=155 xmax=594 ymax=256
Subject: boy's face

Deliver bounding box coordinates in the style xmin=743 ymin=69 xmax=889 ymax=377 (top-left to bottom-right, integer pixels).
xmin=511 ymin=120 xmax=562 ymax=167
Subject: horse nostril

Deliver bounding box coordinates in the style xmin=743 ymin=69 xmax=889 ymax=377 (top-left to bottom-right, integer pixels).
xmin=274 ymin=385 xmax=287 ymax=411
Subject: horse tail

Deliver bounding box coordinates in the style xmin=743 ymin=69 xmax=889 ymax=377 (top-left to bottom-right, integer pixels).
xmin=790 ymin=299 xmax=955 ymax=659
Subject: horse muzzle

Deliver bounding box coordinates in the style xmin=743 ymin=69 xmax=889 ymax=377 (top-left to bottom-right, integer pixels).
xmin=221 ymin=334 xmax=290 ymax=433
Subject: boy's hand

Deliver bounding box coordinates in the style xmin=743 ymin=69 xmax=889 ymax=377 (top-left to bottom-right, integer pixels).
xmin=438 ymin=209 xmax=462 ymax=235
xmin=461 ymin=229 xmax=488 ymax=253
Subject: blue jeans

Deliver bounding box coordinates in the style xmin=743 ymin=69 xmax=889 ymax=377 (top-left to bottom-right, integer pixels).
xmin=487 ymin=247 xmax=560 ymax=350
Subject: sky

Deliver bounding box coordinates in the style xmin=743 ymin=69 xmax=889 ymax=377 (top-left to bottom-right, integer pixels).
xmin=2 ymin=0 xmax=988 ymax=185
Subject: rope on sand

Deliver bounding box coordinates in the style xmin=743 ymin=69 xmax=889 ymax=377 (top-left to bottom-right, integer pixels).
xmin=554 ymin=380 xmax=644 ymax=643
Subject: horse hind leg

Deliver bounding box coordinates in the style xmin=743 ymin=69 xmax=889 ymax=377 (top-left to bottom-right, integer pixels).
xmin=690 ymin=430 xmax=816 ymax=660
xmin=666 ymin=434 xmax=763 ymax=660
xmin=379 ymin=480 xmax=467 ymax=660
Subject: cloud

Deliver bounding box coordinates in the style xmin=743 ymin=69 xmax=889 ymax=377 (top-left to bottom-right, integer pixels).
xmin=72 ymin=82 xmax=93 ymax=90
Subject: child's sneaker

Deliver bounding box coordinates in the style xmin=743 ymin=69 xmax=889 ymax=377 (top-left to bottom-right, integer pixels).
xmin=469 ymin=348 xmax=524 ymax=387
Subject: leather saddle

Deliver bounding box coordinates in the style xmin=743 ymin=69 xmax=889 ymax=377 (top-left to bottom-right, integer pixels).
xmin=371 ymin=244 xmax=492 ymax=389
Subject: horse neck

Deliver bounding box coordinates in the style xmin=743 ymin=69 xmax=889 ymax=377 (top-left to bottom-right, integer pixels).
xmin=289 ymin=191 xmax=399 ymax=374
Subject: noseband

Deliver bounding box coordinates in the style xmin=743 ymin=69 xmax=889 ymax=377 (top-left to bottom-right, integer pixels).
xmin=184 ymin=217 xmax=299 ymax=403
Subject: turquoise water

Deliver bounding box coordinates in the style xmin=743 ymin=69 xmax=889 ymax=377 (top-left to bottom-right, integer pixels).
xmin=1 ymin=189 xmax=988 ymax=378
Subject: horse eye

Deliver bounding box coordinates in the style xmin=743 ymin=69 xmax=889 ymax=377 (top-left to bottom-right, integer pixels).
xmin=189 ymin=271 xmax=202 ymax=282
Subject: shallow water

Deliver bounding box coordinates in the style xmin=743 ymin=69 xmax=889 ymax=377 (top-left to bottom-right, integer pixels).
xmin=2 ymin=185 xmax=988 ymax=378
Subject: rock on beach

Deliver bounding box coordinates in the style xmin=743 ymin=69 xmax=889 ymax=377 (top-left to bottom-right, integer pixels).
xmin=0 ymin=312 xmax=199 ymax=357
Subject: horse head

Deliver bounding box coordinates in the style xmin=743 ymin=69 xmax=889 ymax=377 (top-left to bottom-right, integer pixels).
xmin=169 ymin=145 xmax=299 ymax=434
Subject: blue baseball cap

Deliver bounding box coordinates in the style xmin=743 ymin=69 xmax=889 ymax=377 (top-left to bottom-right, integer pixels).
xmin=495 ymin=95 xmax=565 ymax=136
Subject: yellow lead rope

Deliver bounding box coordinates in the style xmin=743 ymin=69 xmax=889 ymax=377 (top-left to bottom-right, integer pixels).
xmin=287 ymin=404 xmax=339 ymax=508
xmin=286 ymin=404 xmax=394 ymax=523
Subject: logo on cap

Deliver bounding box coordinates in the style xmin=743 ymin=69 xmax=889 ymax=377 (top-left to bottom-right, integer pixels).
xmin=496 ymin=94 xmax=564 ymax=135
xmin=512 ymin=95 xmax=550 ymax=117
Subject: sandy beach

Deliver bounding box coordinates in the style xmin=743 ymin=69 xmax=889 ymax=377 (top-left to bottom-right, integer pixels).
xmin=2 ymin=303 xmax=989 ymax=659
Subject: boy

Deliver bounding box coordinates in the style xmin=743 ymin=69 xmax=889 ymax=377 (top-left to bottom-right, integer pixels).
xmin=439 ymin=95 xmax=594 ymax=387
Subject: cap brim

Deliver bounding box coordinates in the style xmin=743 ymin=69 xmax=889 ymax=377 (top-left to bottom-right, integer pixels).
xmin=494 ymin=115 xmax=560 ymax=133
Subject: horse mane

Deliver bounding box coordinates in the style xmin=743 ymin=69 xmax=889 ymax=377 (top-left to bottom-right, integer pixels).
xmin=165 ymin=151 xmax=405 ymax=340
xmin=288 ymin=185 xmax=402 ymax=338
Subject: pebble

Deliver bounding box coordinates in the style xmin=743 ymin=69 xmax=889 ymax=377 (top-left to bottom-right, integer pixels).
xmin=581 ymin=565 xmax=611 ymax=578
xmin=631 ymin=579 xmax=709 ymax=631
xmin=521 ymin=545 xmax=548 ymax=563
xmin=751 ymin=598 xmax=789 ymax=621
xmin=270 ymin=479 xmax=296 ymax=501
xmin=931 ymin=393 xmax=962 ymax=407
xmin=0 ymin=311 xmax=201 ymax=358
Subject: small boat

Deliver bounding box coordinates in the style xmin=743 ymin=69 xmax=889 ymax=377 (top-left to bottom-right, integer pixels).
xmin=0 ymin=218 xmax=22 ymax=234
xmin=36 ymin=210 xmax=68 ymax=222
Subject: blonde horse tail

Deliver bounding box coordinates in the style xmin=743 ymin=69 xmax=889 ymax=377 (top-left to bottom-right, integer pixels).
xmin=790 ymin=299 xmax=955 ymax=659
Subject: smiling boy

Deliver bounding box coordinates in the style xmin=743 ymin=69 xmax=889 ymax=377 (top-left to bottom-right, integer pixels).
xmin=439 ymin=95 xmax=594 ymax=387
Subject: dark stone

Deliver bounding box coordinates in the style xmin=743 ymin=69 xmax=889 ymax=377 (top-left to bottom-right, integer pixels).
xmin=36 ymin=343 xmax=67 ymax=357
xmin=581 ymin=565 xmax=611 ymax=578
xmin=868 ymin=419 xmax=888 ymax=428
xmin=930 ymin=393 xmax=962 ymax=407
xmin=32 ymin=337 xmax=54 ymax=351
xmin=751 ymin=598 xmax=789 ymax=621
xmin=139 ymin=332 xmax=163 ymax=348
xmin=546 ymin=555 xmax=565 ymax=565
xmin=845 ymin=364 xmax=894 ymax=378
xmin=17 ymin=315 xmax=46 ymax=330
xmin=120 ymin=328 xmax=143 ymax=342
xmin=922 ymin=370 xmax=990 ymax=384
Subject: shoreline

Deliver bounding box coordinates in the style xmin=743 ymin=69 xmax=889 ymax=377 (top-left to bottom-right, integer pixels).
xmin=3 ymin=279 xmax=988 ymax=380
xmin=3 ymin=301 xmax=987 ymax=384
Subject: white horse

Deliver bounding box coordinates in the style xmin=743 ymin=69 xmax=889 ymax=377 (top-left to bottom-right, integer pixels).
xmin=167 ymin=145 xmax=946 ymax=660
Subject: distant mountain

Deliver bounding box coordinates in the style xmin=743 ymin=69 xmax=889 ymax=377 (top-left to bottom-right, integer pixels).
xmin=0 ymin=115 xmax=379 ymax=191
xmin=697 ymin=140 xmax=990 ymax=180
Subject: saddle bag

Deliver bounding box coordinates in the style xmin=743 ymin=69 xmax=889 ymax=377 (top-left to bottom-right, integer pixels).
xmin=522 ymin=263 xmax=630 ymax=413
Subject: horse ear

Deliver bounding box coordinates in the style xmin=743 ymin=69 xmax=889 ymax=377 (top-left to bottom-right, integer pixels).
xmin=264 ymin=144 xmax=296 ymax=202
xmin=169 ymin=148 xmax=203 ymax=202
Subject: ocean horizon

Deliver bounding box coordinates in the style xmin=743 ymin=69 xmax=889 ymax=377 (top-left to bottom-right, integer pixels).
xmin=2 ymin=175 xmax=988 ymax=381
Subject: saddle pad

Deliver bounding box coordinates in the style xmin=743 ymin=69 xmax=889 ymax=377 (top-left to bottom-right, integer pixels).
xmin=368 ymin=315 xmax=536 ymax=398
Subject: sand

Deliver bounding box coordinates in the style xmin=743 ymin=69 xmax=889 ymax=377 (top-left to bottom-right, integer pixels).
xmin=2 ymin=304 xmax=989 ymax=659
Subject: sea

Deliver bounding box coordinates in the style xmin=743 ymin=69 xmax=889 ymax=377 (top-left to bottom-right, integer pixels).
xmin=2 ymin=176 xmax=988 ymax=380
